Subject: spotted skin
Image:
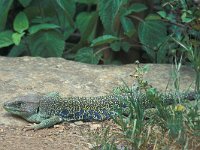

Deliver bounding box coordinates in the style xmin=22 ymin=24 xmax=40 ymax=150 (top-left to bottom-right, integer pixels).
xmin=3 ymin=91 xmax=197 ymax=130
xmin=39 ymin=94 xmax=125 ymax=121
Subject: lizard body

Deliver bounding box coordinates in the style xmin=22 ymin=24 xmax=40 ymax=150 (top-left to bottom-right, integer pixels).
xmin=3 ymin=91 xmax=197 ymax=130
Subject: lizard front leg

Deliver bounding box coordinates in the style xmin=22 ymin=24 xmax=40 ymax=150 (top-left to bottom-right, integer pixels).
xmin=24 ymin=116 xmax=62 ymax=130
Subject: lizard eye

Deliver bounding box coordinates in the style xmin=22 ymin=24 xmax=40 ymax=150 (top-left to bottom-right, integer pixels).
xmin=16 ymin=101 xmax=23 ymax=108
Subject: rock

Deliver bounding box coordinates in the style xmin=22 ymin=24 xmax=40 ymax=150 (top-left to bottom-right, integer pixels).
xmin=0 ymin=56 xmax=195 ymax=126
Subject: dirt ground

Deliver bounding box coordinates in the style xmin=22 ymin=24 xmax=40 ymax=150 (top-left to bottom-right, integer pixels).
xmin=0 ymin=121 xmax=109 ymax=150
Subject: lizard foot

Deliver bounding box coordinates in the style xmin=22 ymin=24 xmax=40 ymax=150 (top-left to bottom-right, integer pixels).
xmin=22 ymin=123 xmax=37 ymax=131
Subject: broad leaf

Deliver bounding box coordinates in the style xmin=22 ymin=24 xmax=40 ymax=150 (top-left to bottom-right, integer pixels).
xmin=76 ymin=11 xmax=98 ymax=41
xmin=14 ymin=12 xmax=29 ymax=33
xmin=98 ymin=0 xmax=124 ymax=34
xmin=157 ymin=11 xmax=167 ymax=18
xmin=8 ymin=42 xmax=27 ymax=57
xmin=75 ymin=0 xmax=97 ymax=4
xmin=55 ymin=0 xmax=76 ymax=39
xmin=12 ymin=32 xmax=25 ymax=45
xmin=138 ymin=20 xmax=168 ymax=62
xmin=121 ymin=41 xmax=131 ymax=52
xmin=124 ymin=3 xmax=147 ymax=16
xmin=29 ymin=24 xmax=60 ymax=34
xmin=56 ymin=0 xmax=75 ymax=16
xmin=110 ymin=41 xmax=131 ymax=52
xmin=0 ymin=0 xmax=13 ymax=31
xmin=181 ymin=12 xmax=195 ymax=23
xmin=0 ymin=30 xmax=14 ymax=48
xmin=128 ymin=3 xmax=147 ymax=13
xmin=23 ymin=0 xmax=57 ymax=20
xmin=28 ymin=30 xmax=65 ymax=57
xmin=110 ymin=42 xmax=121 ymax=52
xmin=120 ymin=16 xmax=135 ymax=37
xmin=56 ymin=0 xmax=75 ymax=27
xmin=145 ymin=14 xmax=161 ymax=20
xmin=18 ymin=0 xmax=32 ymax=7
xmin=75 ymin=47 xmax=102 ymax=64
xmin=91 ymin=35 xmax=119 ymax=47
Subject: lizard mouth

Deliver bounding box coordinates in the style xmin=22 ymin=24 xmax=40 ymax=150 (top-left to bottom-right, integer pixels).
xmin=3 ymin=101 xmax=27 ymax=114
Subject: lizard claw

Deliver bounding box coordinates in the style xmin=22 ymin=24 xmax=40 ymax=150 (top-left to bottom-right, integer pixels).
xmin=22 ymin=123 xmax=37 ymax=131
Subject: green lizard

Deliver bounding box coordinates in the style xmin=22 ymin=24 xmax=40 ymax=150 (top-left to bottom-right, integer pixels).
xmin=3 ymin=91 xmax=197 ymax=130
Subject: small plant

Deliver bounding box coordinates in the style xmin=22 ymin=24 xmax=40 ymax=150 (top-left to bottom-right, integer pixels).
xmin=91 ymin=63 xmax=200 ymax=149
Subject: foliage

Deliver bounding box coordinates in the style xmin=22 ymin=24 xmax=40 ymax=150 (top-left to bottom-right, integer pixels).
xmin=0 ymin=0 xmax=72 ymax=58
xmin=158 ymin=0 xmax=200 ymax=91
xmin=0 ymin=0 xmax=199 ymax=64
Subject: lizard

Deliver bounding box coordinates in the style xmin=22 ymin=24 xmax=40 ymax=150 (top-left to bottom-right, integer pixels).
xmin=3 ymin=91 xmax=197 ymax=130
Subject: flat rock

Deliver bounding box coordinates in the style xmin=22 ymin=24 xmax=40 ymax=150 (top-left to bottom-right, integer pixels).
xmin=0 ymin=56 xmax=195 ymax=126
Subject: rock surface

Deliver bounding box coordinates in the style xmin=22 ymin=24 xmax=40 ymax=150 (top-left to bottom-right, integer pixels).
xmin=0 ymin=56 xmax=196 ymax=150
xmin=0 ymin=56 xmax=195 ymax=125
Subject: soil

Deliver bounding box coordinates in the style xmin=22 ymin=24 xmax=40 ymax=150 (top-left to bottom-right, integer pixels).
xmin=0 ymin=121 xmax=109 ymax=150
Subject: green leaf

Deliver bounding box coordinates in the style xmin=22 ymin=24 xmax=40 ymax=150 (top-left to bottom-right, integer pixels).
xmin=18 ymin=0 xmax=32 ymax=7
xmin=157 ymin=11 xmax=167 ymax=18
xmin=158 ymin=11 xmax=176 ymax=22
xmin=12 ymin=32 xmax=25 ymax=45
xmin=76 ymin=11 xmax=98 ymax=41
xmin=121 ymin=41 xmax=131 ymax=52
xmin=14 ymin=12 xmax=29 ymax=33
xmin=120 ymin=16 xmax=135 ymax=37
xmin=98 ymin=0 xmax=124 ymax=34
xmin=8 ymin=42 xmax=26 ymax=57
xmin=0 ymin=30 xmax=14 ymax=48
xmin=0 ymin=0 xmax=13 ymax=31
xmin=110 ymin=41 xmax=131 ymax=52
xmin=56 ymin=0 xmax=75 ymax=15
xmin=130 ymin=3 xmax=147 ymax=12
xmin=138 ymin=20 xmax=168 ymax=62
xmin=54 ymin=0 xmax=76 ymax=40
xmin=56 ymin=0 xmax=75 ymax=27
xmin=145 ymin=14 xmax=161 ymax=20
xmin=29 ymin=23 xmax=60 ymax=34
xmin=110 ymin=42 xmax=121 ymax=52
xmin=75 ymin=0 xmax=97 ymax=4
xmin=23 ymin=5 xmax=47 ymax=21
xmin=75 ymin=47 xmax=102 ymax=64
xmin=28 ymin=30 xmax=65 ymax=57
xmin=124 ymin=3 xmax=147 ymax=16
xmin=91 ymin=35 xmax=119 ymax=47
xmin=181 ymin=12 xmax=195 ymax=23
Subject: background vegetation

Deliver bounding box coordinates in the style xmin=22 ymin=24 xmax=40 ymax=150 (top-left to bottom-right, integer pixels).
xmin=0 ymin=0 xmax=199 ymax=64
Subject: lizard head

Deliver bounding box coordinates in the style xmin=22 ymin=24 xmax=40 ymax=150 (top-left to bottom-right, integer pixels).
xmin=3 ymin=94 xmax=42 ymax=119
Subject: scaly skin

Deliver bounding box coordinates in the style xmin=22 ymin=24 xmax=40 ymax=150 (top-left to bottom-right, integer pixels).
xmin=3 ymin=91 xmax=197 ymax=130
